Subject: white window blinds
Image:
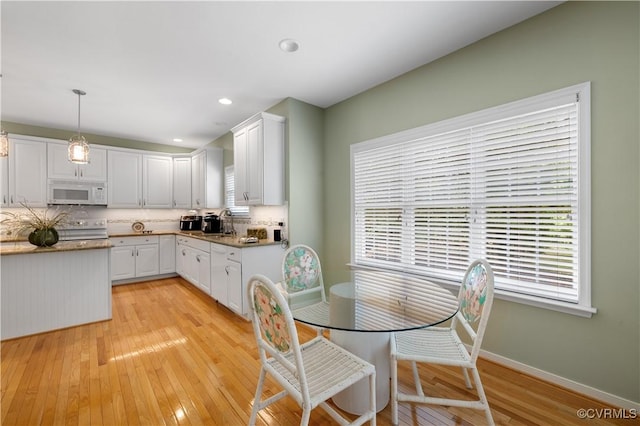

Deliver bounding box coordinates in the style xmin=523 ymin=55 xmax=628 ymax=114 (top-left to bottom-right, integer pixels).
xmin=352 ymin=83 xmax=590 ymax=308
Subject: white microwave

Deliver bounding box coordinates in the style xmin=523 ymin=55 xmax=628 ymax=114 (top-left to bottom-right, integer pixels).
xmin=48 ymin=180 xmax=108 ymax=206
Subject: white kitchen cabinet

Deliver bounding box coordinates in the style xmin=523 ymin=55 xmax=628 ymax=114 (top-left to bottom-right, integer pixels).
xmin=191 ymin=147 xmax=223 ymax=209
xmin=47 ymin=142 xmax=107 ymax=181
xmin=108 ymin=150 xmax=143 ymax=208
xmin=232 ymin=112 xmax=285 ymax=206
xmin=111 ymin=245 xmax=137 ymax=280
xmin=210 ymin=242 xmax=283 ymax=318
xmin=110 ymin=235 xmax=159 ymax=282
xmin=176 ymin=236 xmax=211 ymax=294
xmin=143 ymin=155 xmax=173 ymax=208
xmin=159 ymin=234 xmax=176 ymax=274
xmin=7 ymin=137 xmax=48 ymax=207
xmin=172 ymin=156 xmax=192 ymax=208
xmin=210 ymin=243 xmax=227 ymax=303
xmin=108 ymin=150 xmax=173 ymax=208
xmin=135 ymin=244 xmax=160 ymax=277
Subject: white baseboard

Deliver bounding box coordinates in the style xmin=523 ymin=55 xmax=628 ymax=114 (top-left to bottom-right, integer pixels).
xmin=479 ymin=348 xmax=640 ymax=410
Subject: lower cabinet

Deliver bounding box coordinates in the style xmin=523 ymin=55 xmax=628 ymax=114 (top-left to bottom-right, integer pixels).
xmin=159 ymin=235 xmax=176 ymax=274
xmin=110 ymin=235 xmax=160 ymax=281
xmin=210 ymin=242 xmax=283 ymax=318
xmin=176 ymin=236 xmax=211 ymax=294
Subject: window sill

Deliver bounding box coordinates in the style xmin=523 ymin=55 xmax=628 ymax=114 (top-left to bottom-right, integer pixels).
xmin=348 ymin=263 xmax=597 ymax=318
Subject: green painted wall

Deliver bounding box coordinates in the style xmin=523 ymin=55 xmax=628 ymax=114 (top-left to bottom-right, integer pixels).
xmin=322 ymin=1 xmax=639 ymax=402
xmin=0 ymin=121 xmax=192 ymax=153
xmin=210 ymin=98 xmax=325 ymax=250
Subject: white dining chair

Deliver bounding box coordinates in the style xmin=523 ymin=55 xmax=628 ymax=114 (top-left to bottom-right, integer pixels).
xmin=247 ymin=274 xmax=377 ymax=426
xmin=277 ymin=244 xmax=329 ymax=335
xmin=390 ymin=259 xmax=495 ymax=425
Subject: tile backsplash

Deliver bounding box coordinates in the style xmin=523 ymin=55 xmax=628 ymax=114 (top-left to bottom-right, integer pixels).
xmin=1 ymin=204 xmax=288 ymax=240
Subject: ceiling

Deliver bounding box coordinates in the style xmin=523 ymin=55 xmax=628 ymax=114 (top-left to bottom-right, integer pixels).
xmin=1 ymin=1 xmax=561 ymax=150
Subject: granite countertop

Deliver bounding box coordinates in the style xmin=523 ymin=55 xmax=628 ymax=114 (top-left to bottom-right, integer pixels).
xmin=110 ymin=230 xmax=283 ymax=249
xmin=0 ymin=230 xmax=282 ymax=256
xmin=0 ymin=239 xmax=112 ymax=256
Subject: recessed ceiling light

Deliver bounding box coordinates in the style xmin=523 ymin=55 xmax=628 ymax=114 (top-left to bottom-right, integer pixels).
xmin=173 ymin=138 xmax=183 ymax=143
xmin=218 ymin=97 xmax=232 ymax=105
xmin=279 ymin=38 xmax=299 ymax=53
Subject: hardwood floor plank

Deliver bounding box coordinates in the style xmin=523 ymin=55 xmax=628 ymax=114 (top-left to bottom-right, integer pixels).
xmin=1 ymin=277 xmax=630 ymax=425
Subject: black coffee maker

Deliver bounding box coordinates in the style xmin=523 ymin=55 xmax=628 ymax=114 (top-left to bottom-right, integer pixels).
xmin=179 ymin=215 xmax=202 ymax=231
xmin=202 ymin=213 xmax=222 ymax=233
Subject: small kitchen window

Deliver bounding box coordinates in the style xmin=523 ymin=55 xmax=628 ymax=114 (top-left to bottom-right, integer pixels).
xmin=351 ymin=82 xmax=593 ymax=317
xmin=224 ymin=166 xmax=250 ymax=217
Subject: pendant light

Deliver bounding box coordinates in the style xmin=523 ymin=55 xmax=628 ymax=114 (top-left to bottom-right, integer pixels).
xmin=0 ymin=129 xmax=8 ymax=157
xmin=68 ymin=89 xmax=89 ymax=164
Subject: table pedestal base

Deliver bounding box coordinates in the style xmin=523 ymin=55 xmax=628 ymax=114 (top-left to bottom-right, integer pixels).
xmin=330 ymin=330 xmax=390 ymax=414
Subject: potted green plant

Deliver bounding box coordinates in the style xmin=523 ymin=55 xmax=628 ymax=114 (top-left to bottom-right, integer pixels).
xmin=1 ymin=203 xmax=69 ymax=247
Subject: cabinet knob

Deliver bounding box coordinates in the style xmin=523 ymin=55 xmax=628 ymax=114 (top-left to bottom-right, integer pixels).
xmin=196 ymin=255 xmax=201 ymax=263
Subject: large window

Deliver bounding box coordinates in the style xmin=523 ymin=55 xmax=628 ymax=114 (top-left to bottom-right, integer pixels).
xmin=351 ymin=83 xmax=593 ymax=316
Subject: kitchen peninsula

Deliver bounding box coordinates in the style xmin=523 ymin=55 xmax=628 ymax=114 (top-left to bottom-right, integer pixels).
xmin=0 ymin=240 xmax=111 ymax=340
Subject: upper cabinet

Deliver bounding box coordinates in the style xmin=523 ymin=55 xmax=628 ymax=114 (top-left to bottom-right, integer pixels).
xmin=173 ymin=156 xmax=192 ymax=209
xmin=143 ymin=155 xmax=173 ymax=208
xmin=108 ymin=150 xmax=173 ymax=208
xmin=232 ymin=112 xmax=285 ymax=206
xmin=7 ymin=137 xmax=48 ymax=207
xmin=108 ymin=150 xmax=143 ymax=208
xmin=47 ymin=143 xmax=107 ymax=182
xmin=191 ymin=147 xmax=223 ymax=209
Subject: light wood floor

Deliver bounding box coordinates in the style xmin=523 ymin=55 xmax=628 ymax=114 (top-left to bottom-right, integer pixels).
xmin=1 ymin=277 xmax=627 ymax=425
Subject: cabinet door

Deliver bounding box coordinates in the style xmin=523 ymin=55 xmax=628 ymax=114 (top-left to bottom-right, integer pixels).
xmin=79 ymin=148 xmax=107 ymax=181
xmin=111 ymin=246 xmax=136 ymax=280
xmin=176 ymin=244 xmax=187 ymax=276
xmin=245 ymin=120 xmax=264 ymax=205
xmin=233 ymin=128 xmax=249 ymax=205
xmin=143 ymin=155 xmax=173 ymax=208
xmin=172 ymin=157 xmax=192 ymax=208
xmin=0 ymin=156 xmax=8 ymax=207
xmin=108 ymin=151 xmax=142 ymax=208
xmin=191 ymin=151 xmax=205 ymax=208
xmin=195 ymin=251 xmax=211 ymax=294
xmin=226 ymin=261 xmax=243 ymax=314
xmin=159 ymin=235 xmax=176 ymax=274
xmin=135 ymin=244 xmax=159 ymax=277
xmin=9 ymin=138 xmax=47 ymax=207
xmin=210 ymin=243 xmax=228 ymax=303
xmin=47 ymin=143 xmax=78 ymax=180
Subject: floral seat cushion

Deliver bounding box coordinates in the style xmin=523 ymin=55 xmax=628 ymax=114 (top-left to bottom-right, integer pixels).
xmin=253 ymin=283 xmax=291 ymax=353
xmin=460 ymin=262 xmax=488 ymax=323
xmin=283 ymin=246 xmax=320 ymax=293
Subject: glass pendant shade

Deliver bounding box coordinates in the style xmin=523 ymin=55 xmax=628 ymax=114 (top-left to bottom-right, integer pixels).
xmin=0 ymin=130 xmax=8 ymax=157
xmin=68 ymin=89 xmax=89 ymax=164
xmin=68 ymin=134 xmax=89 ymax=164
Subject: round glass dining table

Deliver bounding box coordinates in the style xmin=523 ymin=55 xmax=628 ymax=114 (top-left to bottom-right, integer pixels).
xmin=291 ymin=268 xmax=460 ymax=415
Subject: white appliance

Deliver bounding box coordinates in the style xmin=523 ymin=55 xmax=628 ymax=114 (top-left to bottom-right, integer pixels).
xmin=57 ymin=218 xmax=108 ymax=241
xmin=48 ymin=180 xmax=107 ymax=206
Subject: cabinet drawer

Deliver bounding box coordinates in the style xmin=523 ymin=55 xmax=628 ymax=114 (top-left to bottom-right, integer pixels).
xmin=226 ymin=246 xmax=242 ymax=263
xmin=110 ymin=235 xmax=159 ymax=246
xmin=178 ymin=236 xmax=210 ymax=252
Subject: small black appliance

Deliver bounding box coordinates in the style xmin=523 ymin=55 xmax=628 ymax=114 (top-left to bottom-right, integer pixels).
xmin=180 ymin=215 xmax=202 ymax=231
xmin=202 ymin=213 xmax=222 ymax=234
